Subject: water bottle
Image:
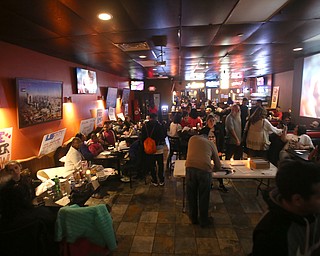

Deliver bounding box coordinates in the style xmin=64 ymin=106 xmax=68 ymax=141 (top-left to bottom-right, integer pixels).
xmin=54 ymin=175 xmax=61 ymax=194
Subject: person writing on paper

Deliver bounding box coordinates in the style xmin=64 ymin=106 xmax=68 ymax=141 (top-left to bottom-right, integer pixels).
xmin=185 ymin=132 xmax=221 ymax=228
xmin=279 ymin=124 xmax=314 ymax=161
xmin=251 ymin=160 xmax=320 ymax=256
xmin=64 ymin=137 xmax=83 ymax=171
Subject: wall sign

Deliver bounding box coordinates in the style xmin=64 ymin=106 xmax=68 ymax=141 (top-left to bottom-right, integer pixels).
xmin=38 ymin=128 xmax=66 ymax=156
xmin=0 ymin=127 xmax=13 ymax=169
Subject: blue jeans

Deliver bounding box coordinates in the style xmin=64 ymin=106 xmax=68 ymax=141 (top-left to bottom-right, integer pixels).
xmin=186 ymin=167 xmax=212 ymax=225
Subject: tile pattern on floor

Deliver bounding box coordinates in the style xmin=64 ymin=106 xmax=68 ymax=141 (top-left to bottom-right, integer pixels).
xmin=89 ymin=172 xmax=271 ymax=255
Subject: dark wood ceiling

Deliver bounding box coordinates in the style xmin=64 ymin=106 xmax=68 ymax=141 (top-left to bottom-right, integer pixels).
xmin=1 ymin=0 xmax=320 ymax=81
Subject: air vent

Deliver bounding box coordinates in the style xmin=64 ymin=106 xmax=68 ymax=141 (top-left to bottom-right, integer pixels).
xmin=114 ymin=41 xmax=150 ymax=52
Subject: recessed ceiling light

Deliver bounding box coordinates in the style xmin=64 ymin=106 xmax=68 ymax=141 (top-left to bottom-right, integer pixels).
xmin=139 ymin=55 xmax=147 ymax=59
xmin=98 ymin=13 xmax=112 ymax=21
xmin=293 ymin=47 xmax=303 ymax=52
xmin=237 ymin=33 xmax=244 ymax=37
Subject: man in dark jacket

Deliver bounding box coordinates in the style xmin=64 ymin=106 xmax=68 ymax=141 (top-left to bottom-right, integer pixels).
xmin=141 ymin=113 xmax=166 ymax=186
xmin=251 ymin=159 xmax=320 ymax=256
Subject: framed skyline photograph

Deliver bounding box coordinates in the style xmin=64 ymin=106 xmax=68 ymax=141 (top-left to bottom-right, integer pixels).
xmin=16 ymin=78 xmax=63 ymax=128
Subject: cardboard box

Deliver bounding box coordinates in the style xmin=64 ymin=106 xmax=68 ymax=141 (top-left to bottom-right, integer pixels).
xmin=250 ymin=159 xmax=270 ymax=169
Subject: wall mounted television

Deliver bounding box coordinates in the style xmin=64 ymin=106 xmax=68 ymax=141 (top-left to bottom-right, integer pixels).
xmin=122 ymin=88 xmax=130 ymax=105
xmin=130 ymin=80 xmax=144 ymax=91
xmin=76 ymin=67 xmax=97 ymax=94
xmin=16 ymin=78 xmax=63 ymax=128
xmin=106 ymin=87 xmax=118 ymax=108
xmin=300 ymin=52 xmax=320 ymax=118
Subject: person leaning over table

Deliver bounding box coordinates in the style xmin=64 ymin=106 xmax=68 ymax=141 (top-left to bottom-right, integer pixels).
xmin=251 ymin=159 xmax=320 ymax=256
xmin=64 ymin=137 xmax=83 ymax=171
xmin=185 ymin=133 xmax=221 ymax=228
xmin=279 ymin=124 xmax=314 ymax=161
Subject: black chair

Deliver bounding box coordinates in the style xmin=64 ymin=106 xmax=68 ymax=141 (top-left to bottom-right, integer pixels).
xmin=166 ymin=136 xmax=183 ymax=175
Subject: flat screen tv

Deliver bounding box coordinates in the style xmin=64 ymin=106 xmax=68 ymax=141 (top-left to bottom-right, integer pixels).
xmin=130 ymin=80 xmax=144 ymax=91
xmin=122 ymin=88 xmax=130 ymax=105
xmin=16 ymin=78 xmax=63 ymax=128
xmin=300 ymin=52 xmax=320 ymax=118
xmin=76 ymin=67 xmax=97 ymax=94
xmin=106 ymin=87 xmax=118 ymax=108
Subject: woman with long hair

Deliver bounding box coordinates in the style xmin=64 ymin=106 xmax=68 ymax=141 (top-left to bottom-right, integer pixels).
xmin=245 ymin=106 xmax=283 ymax=158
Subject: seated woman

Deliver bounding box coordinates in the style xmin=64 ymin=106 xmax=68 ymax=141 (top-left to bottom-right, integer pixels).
xmin=0 ymin=161 xmax=36 ymax=198
xmin=113 ymin=118 xmax=125 ymax=135
xmin=188 ymin=108 xmax=203 ymax=129
xmin=87 ymin=133 xmax=104 ymax=157
xmin=98 ymin=121 xmax=116 ymax=147
xmin=168 ymin=113 xmax=182 ymax=137
xmin=279 ymin=124 xmax=314 ymax=161
xmin=180 ymin=111 xmax=190 ymax=128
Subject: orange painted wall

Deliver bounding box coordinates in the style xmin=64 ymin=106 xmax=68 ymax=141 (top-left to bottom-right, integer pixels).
xmin=0 ymin=41 xmax=128 ymax=160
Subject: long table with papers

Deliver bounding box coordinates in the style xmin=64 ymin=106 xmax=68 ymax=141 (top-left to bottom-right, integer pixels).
xmin=173 ymin=159 xmax=278 ymax=211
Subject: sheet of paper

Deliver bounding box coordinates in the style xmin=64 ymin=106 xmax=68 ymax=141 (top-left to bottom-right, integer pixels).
xmin=55 ymin=196 xmax=70 ymax=206
xmin=234 ymin=166 xmax=252 ymax=173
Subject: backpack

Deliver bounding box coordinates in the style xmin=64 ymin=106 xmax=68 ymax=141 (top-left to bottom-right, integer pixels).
xmin=144 ymin=125 xmax=156 ymax=154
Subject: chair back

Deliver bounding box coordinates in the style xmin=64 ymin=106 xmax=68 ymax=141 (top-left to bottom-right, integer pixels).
xmin=168 ymin=136 xmax=181 ymax=153
xmin=55 ymin=204 xmax=117 ymax=255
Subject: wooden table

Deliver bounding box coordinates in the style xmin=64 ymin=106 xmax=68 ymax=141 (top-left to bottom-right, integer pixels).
xmin=173 ymin=159 xmax=278 ymax=211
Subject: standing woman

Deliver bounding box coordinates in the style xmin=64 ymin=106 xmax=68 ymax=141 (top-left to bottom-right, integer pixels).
xmin=245 ymin=106 xmax=282 ymax=159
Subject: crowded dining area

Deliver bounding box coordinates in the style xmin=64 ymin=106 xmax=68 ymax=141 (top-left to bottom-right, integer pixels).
xmin=1 ymin=0 xmax=320 ymax=255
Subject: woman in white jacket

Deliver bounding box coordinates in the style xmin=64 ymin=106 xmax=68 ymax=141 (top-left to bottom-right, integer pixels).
xmin=245 ymin=106 xmax=283 ymax=159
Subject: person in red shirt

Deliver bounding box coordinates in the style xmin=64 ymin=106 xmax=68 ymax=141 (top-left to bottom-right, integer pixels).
xmin=188 ymin=108 xmax=203 ymax=129
xmin=87 ymin=133 xmax=104 ymax=156
xmin=273 ymin=106 xmax=283 ymax=120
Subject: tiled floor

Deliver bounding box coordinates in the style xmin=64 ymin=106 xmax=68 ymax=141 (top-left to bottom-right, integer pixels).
xmin=87 ymin=166 xmax=271 ymax=255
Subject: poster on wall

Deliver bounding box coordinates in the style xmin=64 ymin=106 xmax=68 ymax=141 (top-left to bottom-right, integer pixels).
xmin=16 ymin=78 xmax=63 ymax=128
xmin=108 ymin=107 xmax=116 ymax=121
xmin=0 ymin=127 xmax=13 ymax=169
xmin=271 ymin=86 xmax=280 ymax=109
xmin=38 ymin=128 xmax=66 ymax=156
xmin=96 ymin=109 xmax=103 ymax=127
xmin=124 ymin=103 xmax=128 ymax=116
xmin=80 ymin=118 xmax=96 ymax=136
